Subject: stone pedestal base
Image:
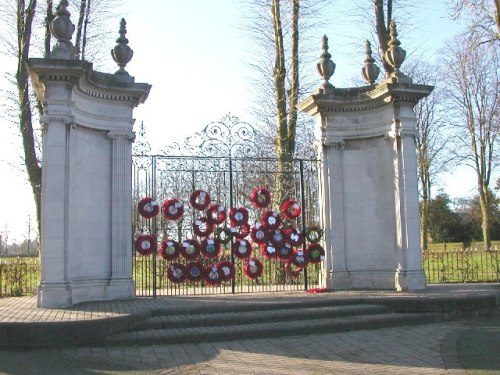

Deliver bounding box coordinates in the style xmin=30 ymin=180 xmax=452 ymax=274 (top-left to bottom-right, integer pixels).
xmin=37 ymin=278 xmax=135 ymax=308
xmin=329 ymin=270 xmax=399 ymax=290
xmin=395 ymin=269 xmax=427 ymax=291
xmin=37 ymin=283 xmax=72 ymax=308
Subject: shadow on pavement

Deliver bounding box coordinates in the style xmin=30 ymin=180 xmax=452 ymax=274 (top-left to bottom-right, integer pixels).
xmin=457 ymin=316 xmax=500 ymax=374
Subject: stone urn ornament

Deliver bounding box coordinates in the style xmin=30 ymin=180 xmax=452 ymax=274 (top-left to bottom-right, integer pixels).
xmin=111 ymin=18 xmax=134 ymax=75
xmin=49 ymin=0 xmax=76 ymax=59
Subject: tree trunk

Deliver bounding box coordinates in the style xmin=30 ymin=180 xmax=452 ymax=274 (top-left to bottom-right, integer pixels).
xmin=17 ymin=0 xmax=42 ymax=235
xmin=420 ymin=171 xmax=430 ymax=251
xmin=478 ymin=184 xmax=491 ymax=250
xmin=374 ymin=0 xmax=394 ymax=76
xmin=272 ymin=0 xmax=295 ymax=202
xmin=495 ymin=0 xmax=500 ymax=39
xmin=44 ymin=0 xmax=53 ymax=57
xmin=75 ymin=0 xmax=87 ymax=59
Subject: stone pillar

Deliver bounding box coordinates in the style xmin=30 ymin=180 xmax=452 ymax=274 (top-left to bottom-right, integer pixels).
xmin=28 ymin=6 xmax=151 ymax=307
xmin=299 ymin=28 xmax=432 ymax=291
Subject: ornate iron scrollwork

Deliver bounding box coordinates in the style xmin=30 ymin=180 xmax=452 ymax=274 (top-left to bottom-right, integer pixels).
xmin=161 ymin=114 xmax=258 ymax=158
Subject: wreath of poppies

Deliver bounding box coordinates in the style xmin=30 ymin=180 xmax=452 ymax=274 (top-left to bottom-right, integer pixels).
xmin=305 ymin=226 xmax=323 ymax=243
xmin=206 ymin=204 xmax=227 ymax=225
xmin=261 ymin=210 xmax=282 ymax=230
xmin=284 ymin=227 xmax=304 ymax=247
xmin=186 ymin=261 xmax=204 ymax=282
xmin=306 ymin=243 xmax=325 ymax=264
xmin=159 ymin=239 xmax=180 ymax=261
xmin=217 ymin=260 xmax=235 ymax=282
xmin=180 ymin=239 xmax=201 ymax=260
xmin=229 ymin=207 xmax=249 ymax=226
xmin=277 ymin=243 xmax=294 ymax=261
xmin=204 ymin=264 xmax=223 ymax=286
xmin=135 ymin=234 xmax=157 ymax=256
xmin=250 ymin=223 xmax=269 ymax=244
xmin=167 ymin=262 xmax=187 ymax=283
xmin=260 ymin=242 xmax=279 ymax=260
xmin=269 ymin=228 xmax=286 ymax=247
xmin=215 ymin=227 xmax=232 ymax=244
xmin=281 ymin=198 xmax=302 ymax=221
xmin=138 ymin=197 xmax=160 ymax=219
xmin=200 ymin=238 xmax=221 ymax=259
xmin=189 ymin=189 xmax=211 ymax=211
xmin=193 ymin=217 xmax=214 ymax=237
xmin=250 ymin=187 xmax=271 ymax=209
xmin=243 ymin=258 xmax=263 ymax=279
xmin=233 ymin=239 xmax=252 ymax=259
xmin=230 ymin=223 xmax=250 ymax=239
xmin=162 ymin=198 xmax=184 ymax=221
xmin=290 ymin=250 xmax=309 ymax=268
xmin=285 ymin=260 xmax=304 ymax=278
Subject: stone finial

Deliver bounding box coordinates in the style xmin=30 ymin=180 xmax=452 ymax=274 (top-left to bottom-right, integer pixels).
xmin=111 ymin=18 xmax=134 ymax=75
xmin=384 ymin=21 xmax=410 ymax=82
xmin=317 ymin=35 xmax=336 ymax=93
xmin=49 ymin=0 xmax=76 ymax=59
xmin=361 ymin=40 xmax=380 ymax=85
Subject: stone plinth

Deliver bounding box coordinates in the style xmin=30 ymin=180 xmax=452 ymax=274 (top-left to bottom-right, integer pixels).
xmin=28 ymin=59 xmax=151 ymax=308
xmin=299 ymin=81 xmax=432 ymax=291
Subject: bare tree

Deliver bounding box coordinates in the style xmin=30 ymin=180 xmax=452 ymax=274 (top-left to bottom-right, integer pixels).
xmin=405 ymin=61 xmax=452 ymax=250
xmin=244 ymin=0 xmax=328 ymax=199
xmin=442 ymin=34 xmax=499 ymax=250
xmin=448 ymin=0 xmax=500 ymax=43
xmin=0 ymin=0 xmax=120 ymax=237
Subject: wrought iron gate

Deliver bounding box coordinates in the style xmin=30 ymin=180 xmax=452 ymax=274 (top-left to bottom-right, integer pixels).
xmin=132 ymin=115 xmax=323 ymax=296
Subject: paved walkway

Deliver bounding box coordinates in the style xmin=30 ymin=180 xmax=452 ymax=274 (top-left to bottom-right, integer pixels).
xmin=0 ymin=284 xmax=498 ymax=374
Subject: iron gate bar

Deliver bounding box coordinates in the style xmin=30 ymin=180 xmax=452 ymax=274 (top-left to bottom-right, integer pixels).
xmin=299 ymin=159 xmax=308 ymax=291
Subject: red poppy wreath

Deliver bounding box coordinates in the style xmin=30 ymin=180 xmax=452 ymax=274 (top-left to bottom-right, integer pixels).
xmin=193 ymin=217 xmax=214 ymax=237
xmin=281 ymin=198 xmax=301 ymax=221
xmin=217 ymin=260 xmax=235 ymax=282
xmin=162 ymin=199 xmax=184 ymax=221
xmin=229 ymin=207 xmax=249 ymax=226
xmin=135 ymin=234 xmax=157 ymax=256
xmin=261 ymin=210 xmax=282 ymax=230
xmin=186 ymin=261 xmax=205 ymax=282
xmin=200 ymin=238 xmax=221 ymax=259
xmin=243 ymin=258 xmax=263 ymax=279
xmin=250 ymin=187 xmax=271 ymax=209
xmin=159 ymin=239 xmax=180 ymax=261
xmin=138 ymin=197 xmax=159 ymax=219
xmin=206 ymin=204 xmax=227 ymax=225
xmin=233 ymin=239 xmax=252 ymax=259
xmin=167 ymin=262 xmax=187 ymax=283
xmin=284 ymin=227 xmax=304 ymax=247
xmin=250 ymin=223 xmax=269 ymax=244
xmin=306 ymin=243 xmax=325 ymax=264
xmin=204 ymin=264 xmax=223 ymax=286
xmin=189 ymin=189 xmax=211 ymax=211
xmin=180 ymin=239 xmax=201 ymax=260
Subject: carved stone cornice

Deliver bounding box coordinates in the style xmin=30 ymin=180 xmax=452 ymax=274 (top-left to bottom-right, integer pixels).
xmin=298 ymin=81 xmax=433 ymax=116
xmin=28 ymin=58 xmax=151 ymax=106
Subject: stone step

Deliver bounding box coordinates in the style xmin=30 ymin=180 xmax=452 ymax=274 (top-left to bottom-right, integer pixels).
xmin=103 ymin=311 xmax=443 ymax=347
xmin=138 ymin=304 xmax=391 ymax=330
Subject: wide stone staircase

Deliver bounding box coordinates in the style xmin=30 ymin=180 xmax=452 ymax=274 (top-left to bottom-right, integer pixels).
xmin=102 ymin=298 xmax=443 ymax=347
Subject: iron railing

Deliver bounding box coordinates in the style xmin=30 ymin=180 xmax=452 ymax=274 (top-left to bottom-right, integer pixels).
xmin=2 ymin=249 xmax=500 ymax=297
xmin=422 ymin=248 xmax=500 ymax=283
xmin=0 ymin=257 xmax=40 ymax=297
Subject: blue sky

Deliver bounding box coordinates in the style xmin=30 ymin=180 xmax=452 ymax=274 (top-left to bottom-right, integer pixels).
xmin=0 ymin=0 xmax=474 ymax=241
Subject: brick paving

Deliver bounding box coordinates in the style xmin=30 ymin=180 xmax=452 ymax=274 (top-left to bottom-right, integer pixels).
xmin=0 ymin=284 xmax=499 ymax=374
xmin=0 ymin=320 xmax=479 ymax=374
